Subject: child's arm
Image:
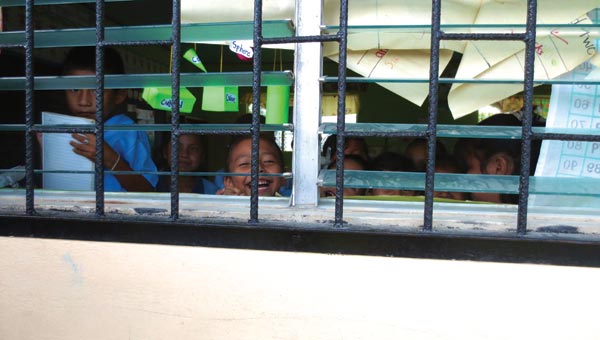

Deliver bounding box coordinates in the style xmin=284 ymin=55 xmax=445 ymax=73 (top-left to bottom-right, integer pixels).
xmin=70 ymin=133 xmax=154 ymax=192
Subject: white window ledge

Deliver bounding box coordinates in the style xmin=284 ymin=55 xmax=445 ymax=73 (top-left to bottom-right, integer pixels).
xmin=1 ymin=189 xmax=599 ymax=241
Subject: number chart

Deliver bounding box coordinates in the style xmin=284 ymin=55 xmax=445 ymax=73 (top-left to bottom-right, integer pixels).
xmin=533 ymin=59 xmax=600 ymax=207
xmin=553 ymin=62 xmax=600 ymax=179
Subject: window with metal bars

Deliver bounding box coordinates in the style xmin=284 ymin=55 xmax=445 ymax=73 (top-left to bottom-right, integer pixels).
xmin=1 ymin=0 xmax=600 ymax=261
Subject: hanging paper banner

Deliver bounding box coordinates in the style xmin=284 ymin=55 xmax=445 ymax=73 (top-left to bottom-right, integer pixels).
xmin=265 ymin=86 xmax=290 ymax=124
xmin=183 ymin=48 xmax=207 ymax=72
xmin=229 ymin=40 xmax=253 ymax=60
xmin=142 ymin=87 xmax=197 ymax=114
xmin=201 ymin=86 xmax=239 ymax=112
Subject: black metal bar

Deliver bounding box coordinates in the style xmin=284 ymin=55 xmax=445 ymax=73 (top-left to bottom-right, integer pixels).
xmin=100 ymin=40 xmax=174 ymax=47
xmin=344 ymin=131 xmax=428 ymax=138
xmin=177 ymin=129 xmax=253 ymax=136
xmin=94 ymin=0 xmax=106 ymax=216
xmin=170 ymin=0 xmax=182 ymax=221
xmin=423 ymin=0 xmax=442 ymax=232
xmin=1 ymin=0 xmax=125 ymax=7
xmin=321 ymin=76 xmax=600 ymax=86
xmin=0 ymin=43 xmax=26 ymax=48
xmin=31 ymin=127 xmax=97 ymax=133
xmin=333 ymin=0 xmax=349 ymax=228
xmin=440 ymin=32 xmax=527 ymax=41
xmin=250 ymin=0 xmax=264 ymax=224
xmin=24 ymin=0 xmax=35 ymax=215
xmin=516 ymin=0 xmax=538 ymax=235
xmin=261 ymin=34 xmax=339 ymax=44
xmin=532 ymin=133 xmax=600 ymax=142
xmin=23 ymin=126 xmax=600 ymax=141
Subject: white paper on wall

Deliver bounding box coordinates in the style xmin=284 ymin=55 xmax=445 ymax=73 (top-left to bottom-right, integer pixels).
xmin=531 ymin=62 xmax=600 ymax=207
xmin=182 ymin=0 xmax=599 ymax=118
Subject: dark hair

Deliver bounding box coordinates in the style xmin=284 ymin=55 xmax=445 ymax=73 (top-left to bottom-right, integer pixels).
xmin=326 ymin=154 xmax=368 ymax=196
xmin=456 ymin=113 xmax=545 ymax=204
xmin=369 ymin=152 xmax=414 ymax=172
xmin=465 ymin=113 xmax=544 ymax=176
xmin=327 ymin=154 xmax=368 ymax=171
xmin=453 ymin=138 xmax=475 ymax=173
xmin=404 ymin=138 xmax=449 ymax=172
xmin=62 ymin=46 xmax=125 ymax=75
xmin=235 ymin=113 xmax=265 ymax=124
xmin=161 ymin=132 xmax=205 ymax=150
xmin=233 ymin=114 xmax=274 ymax=139
xmin=405 ymin=138 xmax=448 ymax=156
xmin=225 ymin=135 xmax=284 ymax=173
xmin=322 ymin=135 xmax=369 ymax=161
xmin=435 ymin=155 xmax=464 ymax=174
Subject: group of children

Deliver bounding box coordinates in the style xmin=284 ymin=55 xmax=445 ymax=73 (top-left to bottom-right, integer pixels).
xmin=52 ymin=47 xmax=540 ymax=204
xmin=318 ymin=112 xmax=542 ymax=204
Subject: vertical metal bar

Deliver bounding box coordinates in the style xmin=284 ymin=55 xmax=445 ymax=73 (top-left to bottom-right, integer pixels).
xmin=424 ymin=0 xmax=442 ymax=231
xmin=333 ymin=0 xmax=349 ymax=228
xmin=94 ymin=0 xmax=105 ymax=216
xmin=516 ymin=0 xmax=537 ymax=234
xmin=250 ymin=0 xmax=264 ymax=224
xmin=170 ymin=0 xmax=182 ymax=221
xmin=291 ymin=0 xmax=322 ymax=208
xmin=24 ymin=0 xmax=35 ymax=215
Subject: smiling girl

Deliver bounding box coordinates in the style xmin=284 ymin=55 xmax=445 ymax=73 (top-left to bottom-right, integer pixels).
xmin=218 ymin=136 xmax=285 ymax=197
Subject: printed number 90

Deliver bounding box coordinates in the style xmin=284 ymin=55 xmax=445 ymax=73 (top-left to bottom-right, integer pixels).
xmin=574 ymin=98 xmax=590 ymax=110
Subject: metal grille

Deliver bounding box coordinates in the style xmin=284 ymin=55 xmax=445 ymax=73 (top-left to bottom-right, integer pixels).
xmin=327 ymin=0 xmax=600 ymax=234
xmin=1 ymin=0 xmax=600 ymax=244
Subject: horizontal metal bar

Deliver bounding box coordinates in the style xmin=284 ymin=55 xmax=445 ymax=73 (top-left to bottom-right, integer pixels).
xmin=1 ymin=124 xmax=293 ymax=133
xmin=343 ymin=131 xmax=428 ymax=138
xmin=177 ymin=129 xmax=251 ymax=136
xmin=533 ymin=133 xmax=600 ymax=142
xmin=440 ymin=32 xmax=527 ymax=41
xmin=100 ymin=40 xmax=173 ymax=47
xmin=322 ymin=23 xmax=600 ymax=31
xmin=0 ymin=71 xmax=294 ymax=90
xmin=31 ymin=126 xmax=95 ymax=133
xmin=11 ymin=169 xmax=289 ymax=177
xmin=0 ymin=0 xmax=129 ymax=6
xmin=320 ymin=123 xmax=600 ymax=140
xmin=320 ymin=170 xmax=516 ymax=193
xmin=32 ymin=169 xmax=159 ymax=176
xmin=0 ymin=43 xmax=25 ymax=48
xmin=7 ymin=123 xmax=599 ymax=142
xmin=319 ymin=170 xmax=600 ymax=197
xmin=262 ymin=34 xmax=339 ymax=45
xmin=321 ymin=76 xmax=600 ymax=85
xmin=0 ymin=21 xmax=294 ymax=48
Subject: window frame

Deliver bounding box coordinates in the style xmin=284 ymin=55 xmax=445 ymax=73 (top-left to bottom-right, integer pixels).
xmin=1 ymin=0 xmax=600 ymax=258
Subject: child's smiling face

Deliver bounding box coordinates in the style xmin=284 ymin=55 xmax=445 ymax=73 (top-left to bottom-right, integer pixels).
xmin=164 ymin=134 xmax=204 ymax=173
xmin=224 ymin=138 xmax=284 ymax=196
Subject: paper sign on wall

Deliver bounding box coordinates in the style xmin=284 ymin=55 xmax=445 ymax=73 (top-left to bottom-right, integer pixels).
xmin=202 ymin=86 xmax=239 ymax=112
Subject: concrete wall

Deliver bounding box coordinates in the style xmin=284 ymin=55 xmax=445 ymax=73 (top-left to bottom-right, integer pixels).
xmin=1 ymin=236 xmax=600 ymax=340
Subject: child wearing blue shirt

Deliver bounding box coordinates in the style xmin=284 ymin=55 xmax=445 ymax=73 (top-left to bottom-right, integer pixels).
xmin=157 ymin=133 xmax=218 ymax=194
xmin=62 ymin=47 xmax=157 ymax=192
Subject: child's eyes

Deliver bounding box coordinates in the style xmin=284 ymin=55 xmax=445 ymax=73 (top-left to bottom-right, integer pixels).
xmin=237 ymin=162 xmax=250 ymax=168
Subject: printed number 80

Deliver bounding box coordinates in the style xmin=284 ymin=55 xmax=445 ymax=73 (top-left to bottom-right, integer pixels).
xmin=587 ymin=163 xmax=600 ymax=174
